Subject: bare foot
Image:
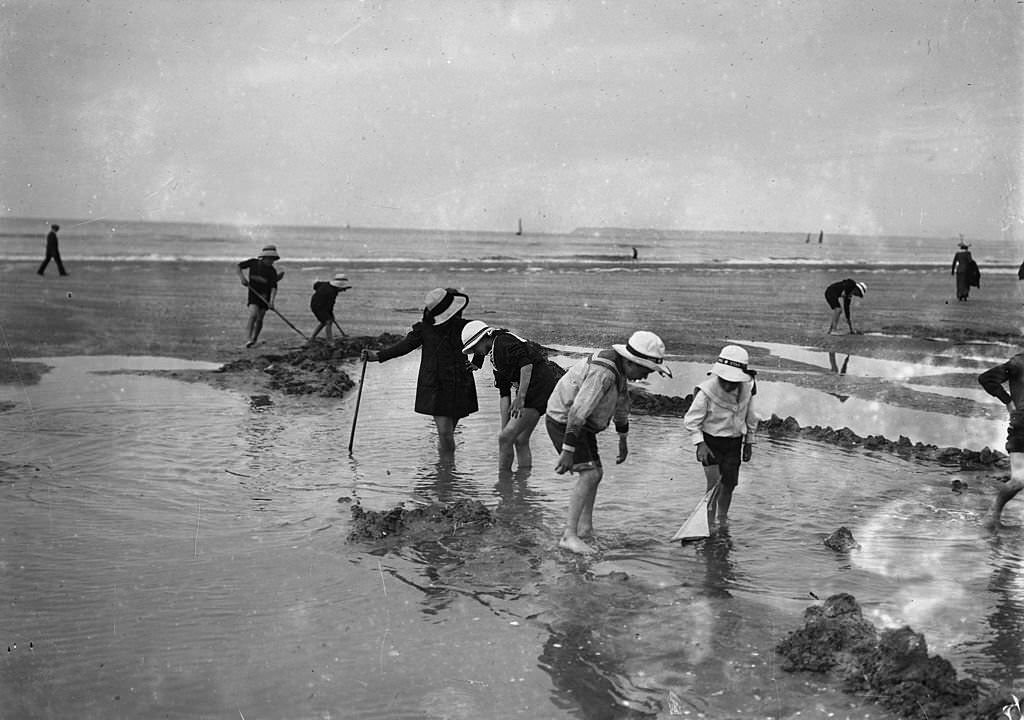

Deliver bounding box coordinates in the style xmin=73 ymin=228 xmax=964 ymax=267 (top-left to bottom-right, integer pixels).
xmin=559 ymin=534 xmax=596 ymax=555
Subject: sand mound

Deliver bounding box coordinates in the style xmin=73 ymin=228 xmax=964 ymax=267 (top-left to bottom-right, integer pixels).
xmin=776 ymin=593 xmax=1008 ymax=719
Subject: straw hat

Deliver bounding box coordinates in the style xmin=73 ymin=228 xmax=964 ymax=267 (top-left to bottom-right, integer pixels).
xmin=259 ymin=244 xmax=280 ymax=259
xmin=423 ymin=288 xmax=469 ymax=326
xmin=854 ymin=281 xmax=867 ymax=297
xmin=710 ymin=345 xmax=753 ymax=383
xmin=612 ymin=331 xmax=672 ymax=377
xmin=460 ymin=320 xmax=493 ymax=354
xmin=329 ymin=272 xmax=350 ymax=289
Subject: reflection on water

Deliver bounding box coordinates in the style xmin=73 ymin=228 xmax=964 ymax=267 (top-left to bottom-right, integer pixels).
xmin=0 ymin=355 xmax=1021 ymax=718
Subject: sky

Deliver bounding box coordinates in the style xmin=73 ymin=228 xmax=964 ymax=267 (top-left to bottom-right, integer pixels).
xmin=1 ymin=1 xmax=1021 ymax=238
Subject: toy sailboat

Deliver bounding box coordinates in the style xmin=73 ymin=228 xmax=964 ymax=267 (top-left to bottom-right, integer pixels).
xmin=670 ymin=488 xmax=714 ymax=542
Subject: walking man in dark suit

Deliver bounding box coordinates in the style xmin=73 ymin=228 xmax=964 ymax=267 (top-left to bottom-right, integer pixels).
xmin=37 ymin=224 xmax=68 ymax=276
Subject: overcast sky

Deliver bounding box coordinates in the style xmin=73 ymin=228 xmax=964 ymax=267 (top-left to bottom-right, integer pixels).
xmin=2 ymin=1 xmax=1020 ymax=238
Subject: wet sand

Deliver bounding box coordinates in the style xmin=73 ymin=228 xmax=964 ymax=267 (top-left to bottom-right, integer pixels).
xmin=3 ymin=260 xmax=1021 ymax=366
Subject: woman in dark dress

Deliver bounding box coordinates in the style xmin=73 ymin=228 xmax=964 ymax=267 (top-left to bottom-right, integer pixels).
xmin=460 ymin=321 xmax=564 ymax=472
xmin=951 ymin=239 xmax=973 ymax=301
xmin=364 ymin=288 xmax=478 ymax=463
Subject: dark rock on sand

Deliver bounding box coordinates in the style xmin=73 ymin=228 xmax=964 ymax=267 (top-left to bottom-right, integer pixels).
xmin=759 ymin=414 xmax=1008 ymax=470
xmin=348 ymin=499 xmax=493 ymax=541
xmin=629 ymin=387 xmax=693 ymax=416
xmin=823 ymin=526 xmax=860 ymax=551
xmin=776 ymin=593 xmax=1006 ymax=719
xmin=215 ymin=333 xmax=404 ymax=399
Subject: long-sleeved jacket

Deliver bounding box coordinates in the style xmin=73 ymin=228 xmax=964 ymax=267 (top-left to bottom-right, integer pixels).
xmin=682 ymin=377 xmax=757 ymax=445
xmin=978 ymin=353 xmax=1024 ymax=407
xmin=377 ymin=317 xmax=478 ymax=419
xmin=545 ymin=350 xmax=629 ymax=450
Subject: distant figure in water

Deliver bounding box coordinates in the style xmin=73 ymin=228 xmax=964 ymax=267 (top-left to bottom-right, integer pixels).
xmin=951 ymin=238 xmax=974 ymax=301
xmin=236 ymin=245 xmax=284 ymax=347
xmin=1018 ymin=259 xmax=1024 ymax=305
xmin=818 ymin=229 xmax=823 ymax=244
xmin=37 ymin=224 xmax=68 ymax=276
xmin=308 ymin=272 xmax=351 ymax=342
xmin=546 ymin=330 xmax=671 ymax=554
xmin=460 ymin=320 xmax=565 ymax=473
xmin=825 ymin=278 xmax=866 ymax=335
xmin=631 ymin=246 xmax=638 ymax=261
xmin=682 ymin=345 xmax=757 ymax=531
xmin=363 ymin=288 xmax=478 ymax=465
xmin=977 ymin=353 xmax=1024 ymax=528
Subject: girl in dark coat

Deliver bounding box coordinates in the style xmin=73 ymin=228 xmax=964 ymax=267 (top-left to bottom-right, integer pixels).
xmin=364 ymin=288 xmax=478 ymax=463
xmin=460 ymin=321 xmax=565 ymax=472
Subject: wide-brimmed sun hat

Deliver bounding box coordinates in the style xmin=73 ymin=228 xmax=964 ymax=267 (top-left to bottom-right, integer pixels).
xmin=259 ymin=244 xmax=280 ymax=259
xmin=329 ymin=272 xmax=350 ymax=289
xmin=710 ymin=345 xmax=753 ymax=383
xmin=854 ymin=281 xmax=867 ymax=297
xmin=958 ymin=240 xmax=970 ymax=249
xmin=460 ymin=320 xmax=493 ymax=354
xmin=612 ymin=331 xmax=672 ymax=377
xmin=424 ymin=287 xmax=469 ymax=326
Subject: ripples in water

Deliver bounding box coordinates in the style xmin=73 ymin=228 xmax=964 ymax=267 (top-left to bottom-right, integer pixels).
xmin=0 ymin=354 xmax=1021 ymax=718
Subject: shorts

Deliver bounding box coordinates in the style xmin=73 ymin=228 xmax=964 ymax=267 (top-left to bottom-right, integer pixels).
xmin=546 ymin=416 xmax=601 ymax=472
xmin=1006 ymin=410 xmax=1024 ymax=454
xmin=824 ymin=288 xmax=842 ymax=310
xmin=520 ymin=360 xmax=566 ymax=413
xmin=311 ymin=305 xmax=334 ymax=323
xmin=700 ymin=433 xmax=743 ymax=489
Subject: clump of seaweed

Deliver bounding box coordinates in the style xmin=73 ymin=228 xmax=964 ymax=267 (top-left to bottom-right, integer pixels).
xmin=347 ymin=499 xmax=493 ymax=541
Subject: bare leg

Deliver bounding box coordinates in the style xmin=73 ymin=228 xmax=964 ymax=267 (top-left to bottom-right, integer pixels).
xmin=560 ymin=466 xmax=602 ymax=554
xmin=703 ymin=465 xmax=722 ymax=528
xmin=984 ymin=453 xmax=1024 ymax=529
xmin=246 ymin=306 xmax=266 ymax=346
xmin=309 ymin=321 xmax=326 ymax=341
xmin=827 ymin=307 xmax=842 ymax=334
xmin=498 ymin=409 xmax=541 ymax=471
xmin=434 ymin=416 xmax=457 ymax=465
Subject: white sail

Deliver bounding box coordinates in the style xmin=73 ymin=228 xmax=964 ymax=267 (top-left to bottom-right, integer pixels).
xmin=670 ymin=488 xmax=714 ymax=541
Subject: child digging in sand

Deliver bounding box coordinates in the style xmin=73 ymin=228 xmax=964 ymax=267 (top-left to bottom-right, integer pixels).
xmin=236 ymin=245 xmax=284 ymax=348
xmin=460 ymin=320 xmax=565 ymax=473
xmin=682 ymin=345 xmax=758 ymax=531
xmin=309 ymin=272 xmax=351 ymax=342
xmin=545 ymin=331 xmax=671 ymax=554
xmin=978 ymin=352 xmax=1024 ymax=528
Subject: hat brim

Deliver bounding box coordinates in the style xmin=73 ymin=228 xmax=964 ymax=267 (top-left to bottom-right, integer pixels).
xmin=612 ymin=344 xmax=672 ymax=377
xmin=432 ymin=295 xmax=468 ymax=326
xmin=461 ymin=326 xmax=490 ymax=354
xmin=329 ymin=281 xmax=350 ymax=289
xmin=260 ymin=253 xmax=279 ymax=259
xmin=711 ymin=364 xmax=751 ymax=383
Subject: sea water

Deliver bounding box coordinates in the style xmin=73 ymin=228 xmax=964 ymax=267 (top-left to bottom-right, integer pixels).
xmin=2 ymin=216 xmax=1021 ymax=269
xmin=0 ymin=352 xmax=1021 ymax=719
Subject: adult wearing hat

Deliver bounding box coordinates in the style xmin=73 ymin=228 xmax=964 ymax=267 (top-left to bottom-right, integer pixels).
xmin=682 ymin=344 xmax=758 ymax=531
xmin=824 ymin=278 xmax=867 ymax=335
xmin=951 ymin=237 xmax=975 ymax=301
xmin=545 ymin=330 xmax=671 ymax=554
xmin=364 ymin=288 xmax=478 ymax=464
xmin=309 ymin=272 xmax=352 ymax=342
xmin=461 ymin=321 xmax=565 ymax=473
xmin=236 ymin=245 xmax=284 ymax=347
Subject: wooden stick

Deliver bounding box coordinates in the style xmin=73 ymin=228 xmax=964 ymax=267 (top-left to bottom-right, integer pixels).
xmin=348 ymin=355 xmax=368 ymax=454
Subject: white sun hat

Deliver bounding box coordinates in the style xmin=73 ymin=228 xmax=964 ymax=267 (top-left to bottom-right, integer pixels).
xmin=423 ymin=288 xmax=469 ymax=326
xmin=710 ymin=345 xmax=753 ymax=383
xmin=854 ymin=281 xmax=867 ymax=297
xmin=329 ymin=272 xmax=350 ymax=289
xmin=461 ymin=320 xmax=492 ymax=354
xmin=612 ymin=331 xmax=672 ymax=377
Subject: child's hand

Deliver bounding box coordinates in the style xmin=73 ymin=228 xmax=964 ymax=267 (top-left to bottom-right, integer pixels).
xmin=554 ymin=450 xmax=574 ymax=474
xmin=696 ymin=442 xmax=714 ymax=465
xmin=742 ymin=443 xmax=753 ymax=462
